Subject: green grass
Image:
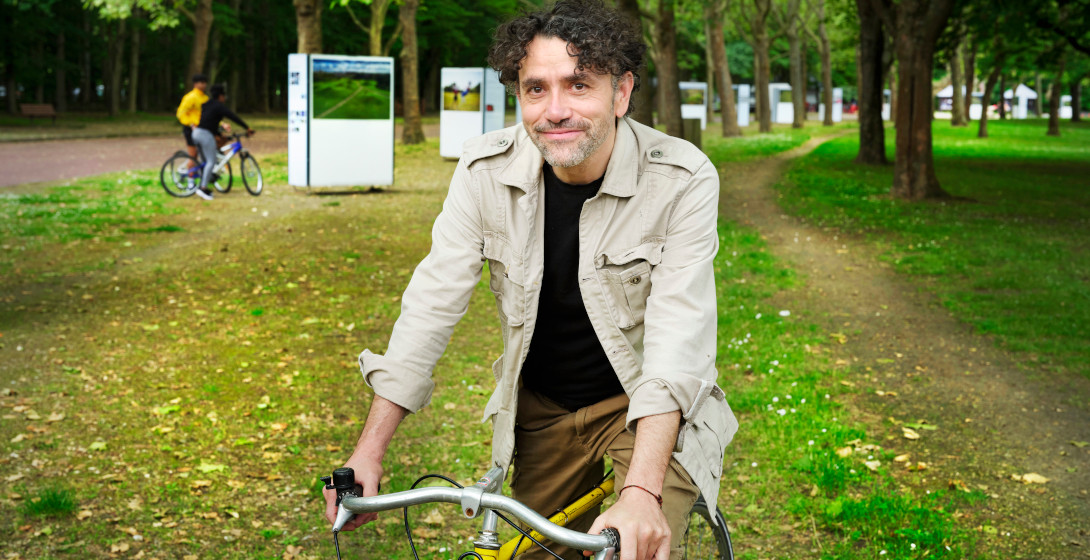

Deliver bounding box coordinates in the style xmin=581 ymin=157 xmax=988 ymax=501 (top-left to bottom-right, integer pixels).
xmin=20 ymin=486 xmax=77 ymax=517
xmin=703 ymin=121 xmax=854 ymax=163
xmin=775 ymin=119 xmax=1090 ymax=378
xmin=0 ymin=129 xmax=1009 ymax=559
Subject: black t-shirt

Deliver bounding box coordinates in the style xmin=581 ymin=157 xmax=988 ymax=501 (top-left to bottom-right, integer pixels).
xmin=520 ymin=165 xmax=624 ymax=410
xmin=197 ymin=99 xmax=249 ymax=133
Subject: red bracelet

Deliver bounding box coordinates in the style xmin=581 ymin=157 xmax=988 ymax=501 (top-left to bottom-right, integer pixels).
xmin=619 ymin=484 xmax=663 ymax=507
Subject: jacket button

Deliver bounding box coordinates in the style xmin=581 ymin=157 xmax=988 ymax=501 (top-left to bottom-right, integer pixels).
xmin=498 ymin=139 xmax=509 ymax=147
xmin=630 ymin=276 xmax=641 ymax=285
xmin=650 ymin=149 xmax=663 ymax=158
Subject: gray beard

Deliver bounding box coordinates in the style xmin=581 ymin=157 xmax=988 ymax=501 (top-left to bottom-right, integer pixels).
xmin=528 ymin=107 xmax=613 ymax=168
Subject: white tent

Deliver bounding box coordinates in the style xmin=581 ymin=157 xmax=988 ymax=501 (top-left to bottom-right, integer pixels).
xmin=1002 ymin=84 xmax=1038 ymax=119
xmin=935 ymin=85 xmax=983 ymax=119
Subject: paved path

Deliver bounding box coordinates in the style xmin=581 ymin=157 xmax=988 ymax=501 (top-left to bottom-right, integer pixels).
xmin=0 ymin=122 xmax=442 ymax=188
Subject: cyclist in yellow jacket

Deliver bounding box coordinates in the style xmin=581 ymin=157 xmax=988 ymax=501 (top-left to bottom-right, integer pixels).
xmin=176 ymin=73 xmax=209 ymax=164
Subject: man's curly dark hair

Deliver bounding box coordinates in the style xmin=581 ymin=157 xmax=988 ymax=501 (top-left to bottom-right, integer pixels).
xmin=487 ymin=0 xmax=646 ymax=116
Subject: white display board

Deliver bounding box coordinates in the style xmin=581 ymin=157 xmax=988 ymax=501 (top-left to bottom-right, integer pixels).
xmin=882 ymin=89 xmax=891 ymax=121
xmin=679 ymin=81 xmax=708 ymax=130
xmin=287 ymin=54 xmax=309 ymax=187
xmin=1059 ymin=95 xmax=1073 ymax=119
xmin=818 ymin=87 xmax=843 ymax=122
xmin=733 ymin=84 xmax=751 ymax=128
xmin=769 ymin=83 xmax=793 ymax=124
xmin=440 ymin=68 xmax=506 ymax=159
xmin=288 ymin=54 xmax=395 ymax=188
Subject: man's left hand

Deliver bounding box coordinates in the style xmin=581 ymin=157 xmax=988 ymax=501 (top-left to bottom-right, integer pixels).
xmin=585 ymin=487 xmax=670 ymax=560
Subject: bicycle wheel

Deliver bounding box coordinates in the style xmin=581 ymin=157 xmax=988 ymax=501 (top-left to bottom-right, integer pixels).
xmin=683 ymin=496 xmax=734 ymax=560
xmin=160 ymin=153 xmax=198 ymax=198
xmin=241 ymin=154 xmax=263 ymax=195
xmin=211 ymin=161 xmax=233 ymax=193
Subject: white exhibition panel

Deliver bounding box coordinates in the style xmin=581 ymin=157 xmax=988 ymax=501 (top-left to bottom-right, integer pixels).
xmin=882 ymin=89 xmax=891 ymax=121
xmin=1059 ymin=95 xmax=1072 ymax=119
xmin=440 ymin=67 xmax=486 ymax=159
xmin=287 ymin=54 xmax=309 ymax=187
xmin=769 ymin=83 xmax=792 ymax=124
xmin=733 ymin=84 xmax=751 ymax=127
xmin=679 ymin=81 xmax=708 ymax=130
xmin=483 ymin=69 xmax=506 ymax=133
xmin=287 ymin=54 xmax=395 ymax=188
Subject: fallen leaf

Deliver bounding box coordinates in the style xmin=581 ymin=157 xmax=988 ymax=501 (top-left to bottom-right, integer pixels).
xmin=893 ymin=454 xmax=911 ymax=463
xmin=6 ymin=474 xmax=24 ymax=482
xmin=191 ymin=480 xmax=213 ymax=490
xmin=88 ymin=440 xmax=107 ymax=451
xmin=110 ymin=542 xmax=130 ymax=553
xmin=902 ymin=427 xmax=921 ymax=440
xmin=1071 ymin=441 xmax=1089 ymax=448
xmin=864 ymin=460 xmax=881 ymax=471
xmin=1011 ymin=473 xmax=1049 ymax=484
xmin=47 ymin=412 xmax=65 ymax=422
xmin=77 ymin=510 xmax=93 ymax=520
xmin=420 ymin=508 xmax=445 ymax=526
xmin=443 ymin=403 xmax=456 ymax=410
xmin=269 ymin=423 xmax=287 ymax=431
xmin=196 ymin=462 xmax=226 ymax=474
xmin=835 ymin=447 xmax=853 ymax=458
xmin=24 ymin=410 xmax=41 ymax=420
xmin=10 ymin=434 xmax=26 ymax=443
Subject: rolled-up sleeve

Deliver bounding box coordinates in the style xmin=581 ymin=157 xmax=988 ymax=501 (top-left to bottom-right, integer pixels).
xmin=626 ymin=159 xmax=720 ymax=430
xmin=359 ymin=159 xmax=486 ymax=413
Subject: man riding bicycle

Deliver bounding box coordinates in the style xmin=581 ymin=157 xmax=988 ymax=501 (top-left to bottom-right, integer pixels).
xmin=176 ymin=73 xmax=208 ymax=168
xmin=191 ymin=84 xmax=254 ymax=200
xmin=325 ymin=3 xmax=737 ymax=559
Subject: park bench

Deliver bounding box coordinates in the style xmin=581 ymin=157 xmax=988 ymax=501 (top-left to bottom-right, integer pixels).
xmin=19 ymin=103 xmax=58 ymax=124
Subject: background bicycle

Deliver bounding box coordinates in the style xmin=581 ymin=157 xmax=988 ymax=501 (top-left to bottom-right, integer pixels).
xmin=159 ymin=132 xmax=262 ymax=197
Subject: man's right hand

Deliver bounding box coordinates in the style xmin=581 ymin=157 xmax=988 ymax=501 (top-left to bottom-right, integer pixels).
xmin=323 ymin=456 xmax=384 ymax=531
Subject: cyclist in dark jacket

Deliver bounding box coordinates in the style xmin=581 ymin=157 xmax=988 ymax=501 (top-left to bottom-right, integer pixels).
xmin=191 ymin=84 xmax=254 ymax=200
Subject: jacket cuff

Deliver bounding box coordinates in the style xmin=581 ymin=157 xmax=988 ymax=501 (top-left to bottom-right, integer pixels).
xmin=625 ymin=379 xmax=684 ymax=432
xmin=359 ymin=350 xmax=435 ymax=413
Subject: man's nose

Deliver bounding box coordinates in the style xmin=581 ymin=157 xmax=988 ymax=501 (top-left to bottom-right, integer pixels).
xmin=544 ymin=91 xmax=573 ymax=123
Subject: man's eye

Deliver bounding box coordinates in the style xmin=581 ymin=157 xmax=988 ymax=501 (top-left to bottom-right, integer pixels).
xmin=529 ymin=87 xmax=543 ymax=94
xmin=573 ymin=83 xmax=586 ymax=91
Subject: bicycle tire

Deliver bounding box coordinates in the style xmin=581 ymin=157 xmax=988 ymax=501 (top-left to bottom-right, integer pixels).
xmin=160 ymin=154 xmax=198 ymax=198
xmin=212 ymin=160 xmax=233 ymax=193
xmin=241 ymin=154 xmax=263 ymax=195
xmin=683 ymin=496 xmax=734 ymax=560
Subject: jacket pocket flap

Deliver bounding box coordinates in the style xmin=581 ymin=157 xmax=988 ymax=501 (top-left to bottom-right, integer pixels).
xmin=600 ymin=240 xmax=663 ymax=267
xmin=483 ymin=232 xmax=524 ymax=284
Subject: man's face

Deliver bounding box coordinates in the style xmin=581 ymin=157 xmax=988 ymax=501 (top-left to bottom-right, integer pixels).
xmin=517 ymin=36 xmax=631 ymax=174
xmin=195 ymin=81 xmax=208 ymax=92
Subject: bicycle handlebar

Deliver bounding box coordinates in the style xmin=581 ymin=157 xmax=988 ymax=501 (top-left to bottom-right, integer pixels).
xmin=340 ymin=486 xmax=619 ymax=554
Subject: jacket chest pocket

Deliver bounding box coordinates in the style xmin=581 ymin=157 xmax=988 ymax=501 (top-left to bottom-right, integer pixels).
xmin=483 ymin=233 xmax=526 ymax=327
xmin=595 ymin=241 xmax=662 ymax=330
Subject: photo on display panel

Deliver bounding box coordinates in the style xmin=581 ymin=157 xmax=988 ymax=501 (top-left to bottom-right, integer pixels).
xmin=311 ymin=58 xmax=392 ymax=120
xmin=443 ymin=79 xmax=482 ymax=112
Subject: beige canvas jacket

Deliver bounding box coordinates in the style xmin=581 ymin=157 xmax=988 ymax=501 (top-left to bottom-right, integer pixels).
xmin=359 ymin=117 xmax=738 ymax=508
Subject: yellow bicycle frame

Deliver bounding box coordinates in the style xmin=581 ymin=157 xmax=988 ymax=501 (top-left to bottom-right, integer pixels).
xmin=473 ymin=476 xmax=616 ymax=560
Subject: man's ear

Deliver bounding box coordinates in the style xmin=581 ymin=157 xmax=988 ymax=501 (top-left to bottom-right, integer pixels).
xmin=614 ymin=72 xmax=635 ymax=118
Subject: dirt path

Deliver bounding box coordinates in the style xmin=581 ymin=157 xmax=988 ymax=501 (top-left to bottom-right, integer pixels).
xmin=719 ymin=133 xmax=1090 ymax=558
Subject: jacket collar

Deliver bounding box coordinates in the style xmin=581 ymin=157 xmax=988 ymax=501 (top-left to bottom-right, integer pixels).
xmin=497 ymin=117 xmax=640 ymax=198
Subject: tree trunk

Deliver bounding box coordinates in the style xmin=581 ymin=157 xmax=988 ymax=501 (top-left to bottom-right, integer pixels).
xmin=399 ymin=0 xmax=424 ymax=144
xmin=370 ymin=0 xmax=392 ymax=56
xmin=755 ymin=32 xmax=772 ymax=132
xmin=877 ymin=0 xmax=955 ymax=199
xmin=653 ymin=0 xmax=684 ymax=137
xmin=977 ymin=64 xmax=1000 ymax=138
xmin=128 ymin=14 xmax=141 ymax=113
xmin=294 ymin=0 xmax=322 ymax=54
xmin=1047 ymin=57 xmax=1064 ymax=136
xmin=709 ymin=0 xmax=741 ymax=137
xmin=704 ymin=18 xmax=716 ymax=126
xmin=962 ymin=42 xmax=975 ymax=120
xmin=888 ymin=68 xmax=896 ymax=125
xmin=814 ymin=0 xmax=834 ymax=127
xmin=186 ymin=0 xmax=214 ymax=83
xmin=80 ymin=13 xmax=92 ymax=107
xmin=1071 ymin=76 xmax=1082 ymax=123
xmin=782 ymin=0 xmax=805 ymax=128
xmin=949 ymin=41 xmax=966 ymax=126
xmin=1034 ymin=73 xmax=1042 ymax=117
xmin=258 ymin=0 xmax=271 ymax=112
xmin=855 ymin=0 xmax=887 ymax=164
xmin=997 ymin=74 xmax=1006 ymax=119
xmin=55 ymin=29 xmax=67 ymax=113
xmin=207 ymin=17 xmax=222 ymax=85
xmin=106 ymin=19 xmax=127 ymax=117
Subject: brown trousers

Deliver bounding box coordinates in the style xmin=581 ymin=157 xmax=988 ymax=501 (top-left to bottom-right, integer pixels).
xmin=511 ymin=387 xmax=700 ymax=560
